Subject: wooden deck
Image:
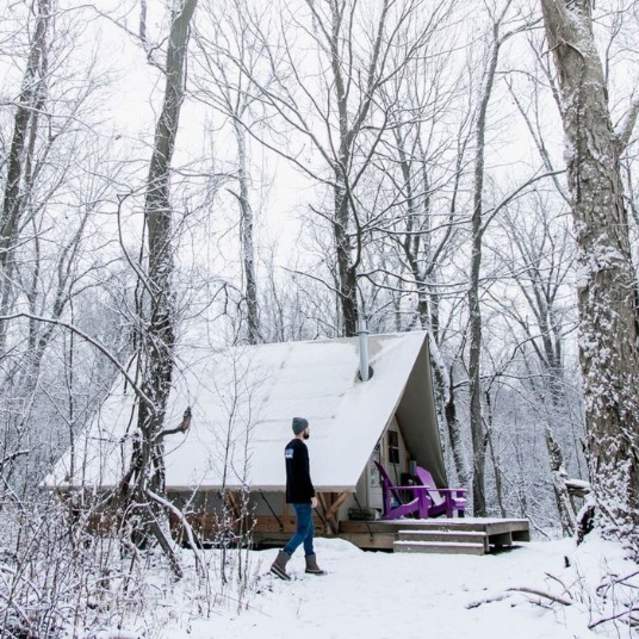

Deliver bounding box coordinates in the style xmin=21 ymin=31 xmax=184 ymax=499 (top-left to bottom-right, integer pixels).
xmin=338 ymin=517 xmax=531 ymax=555
xmin=250 ymin=516 xmax=530 ymax=555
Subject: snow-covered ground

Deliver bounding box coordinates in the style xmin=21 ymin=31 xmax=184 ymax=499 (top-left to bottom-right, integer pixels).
xmin=124 ymin=535 xmax=638 ymax=639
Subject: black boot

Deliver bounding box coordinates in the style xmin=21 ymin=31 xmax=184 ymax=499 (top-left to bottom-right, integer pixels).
xmin=270 ymin=550 xmax=292 ymax=580
xmin=305 ymin=553 xmax=325 ymax=575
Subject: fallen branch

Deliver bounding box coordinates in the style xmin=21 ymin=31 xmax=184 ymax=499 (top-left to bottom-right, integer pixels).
xmin=506 ymin=587 xmax=572 ymax=606
xmin=466 ymin=592 xmax=513 ymax=609
xmin=467 ymin=585 xmax=573 ymax=610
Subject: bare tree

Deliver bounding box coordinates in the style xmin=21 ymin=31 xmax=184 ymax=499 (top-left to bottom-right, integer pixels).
xmin=467 ymin=0 xmax=516 ymax=515
xmin=116 ymin=0 xmax=198 ymax=573
xmin=368 ymin=42 xmax=473 ymax=485
xmin=0 ymin=0 xmax=50 ymax=352
xmin=193 ymin=0 xmax=264 ymax=344
xmin=489 ymin=193 xmax=581 ymax=533
xmin=224 ymin=0 xmax=455 ymax=336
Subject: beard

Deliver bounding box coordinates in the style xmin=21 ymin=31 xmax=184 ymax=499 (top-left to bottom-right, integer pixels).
xmin=303 ymin=431 xmax=310 ymax=440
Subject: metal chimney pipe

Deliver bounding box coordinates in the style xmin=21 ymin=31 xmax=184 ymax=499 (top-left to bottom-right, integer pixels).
xmin=358 ymin=317 xmax=370 ymax=382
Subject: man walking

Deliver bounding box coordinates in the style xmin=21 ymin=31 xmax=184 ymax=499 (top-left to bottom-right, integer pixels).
xmin=270 ymin=417 xmax=325 ymax=580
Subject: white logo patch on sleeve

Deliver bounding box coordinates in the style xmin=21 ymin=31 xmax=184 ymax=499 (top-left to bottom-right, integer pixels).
xmin=285 ymin=448 xmax=294 ymax=459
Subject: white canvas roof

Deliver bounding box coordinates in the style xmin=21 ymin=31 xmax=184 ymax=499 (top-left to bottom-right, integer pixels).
xmin=45 ymin=331 xmax=446 ymax=492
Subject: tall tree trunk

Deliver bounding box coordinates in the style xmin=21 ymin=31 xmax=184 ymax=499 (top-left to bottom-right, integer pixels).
xmin=0 ymin=0 xmax=50 ymax=353
xmin=333 ymin=176 xmax=358 ymax=336
xmin=443 ymin=366 xmax=469 ymax=487
xmin=329 ymin=0 xmax=357 ymax=338
xmin=233 ymin=121 xmax=259 ymax=344
xmin=483 ymin=390 xmax=506 ymax=517
xmin=126 ymin=0 xmax=198 ymax=562
xmin=468 ymin=30 xmax=502 ymax=516
xmin=419 ymin=283 xmax=469 ymax=488
xmin=541 ymin=0 xmax=639 ymax=549
xmin=543 ymin=320 xmax=577 ymax=535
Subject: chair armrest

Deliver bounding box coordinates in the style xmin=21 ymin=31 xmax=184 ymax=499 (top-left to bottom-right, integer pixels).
xmin=394 ymin=486 xmax=467 ymax=496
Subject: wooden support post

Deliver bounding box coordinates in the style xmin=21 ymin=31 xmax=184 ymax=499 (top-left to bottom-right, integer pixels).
xmin=325 ymin=492 xmax=349 ymax=531
xmin=316 ymin=492 xmax=329 ymax=517
xmin=316 ymin=493 xmax=337 ymax=535
xmin=318 ymin=492 xmax=349 ymax=535
xmin=225 ymin=491 xmax=241 ymax=524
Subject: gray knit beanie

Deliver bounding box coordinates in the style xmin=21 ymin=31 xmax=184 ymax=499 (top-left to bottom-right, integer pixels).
xmin=292 ymin=417 xmax=309 ymax=435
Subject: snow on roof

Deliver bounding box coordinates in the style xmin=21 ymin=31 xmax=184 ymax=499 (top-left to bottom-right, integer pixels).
xmin=45 ymin=331 xmax=436 ymax=492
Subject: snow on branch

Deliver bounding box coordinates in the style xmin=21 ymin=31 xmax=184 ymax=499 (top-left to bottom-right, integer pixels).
xmin=0 ymin=312 xmax=151 ymax=405
xmin=466 ymin=586 xmax=573 ymax=610
xmin=146 ymin=488 xmax=205 ymax=576
xmin=506 ymin=586 xmax=573 ymax=606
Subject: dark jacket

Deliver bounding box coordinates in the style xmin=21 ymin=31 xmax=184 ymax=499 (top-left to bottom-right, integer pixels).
xmin=285 ymin=438 xmax=315 ymax=504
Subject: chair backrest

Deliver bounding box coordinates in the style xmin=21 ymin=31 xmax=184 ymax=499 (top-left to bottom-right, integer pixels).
xmin=415 ymin=466 xmax=444 ymax=506
xmin=374 ymin=461 xmax=403 ymax=504
xmin=374 ymin=461 xmax=394 ymax=488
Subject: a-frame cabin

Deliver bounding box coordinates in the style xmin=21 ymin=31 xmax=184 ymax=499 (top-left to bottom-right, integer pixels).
xmin=46 ymin=331 xmax=529 ymax=553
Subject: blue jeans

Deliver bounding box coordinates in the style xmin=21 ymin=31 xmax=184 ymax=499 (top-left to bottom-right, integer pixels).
xmin=283 ymin=503 xmax=314 ymax=556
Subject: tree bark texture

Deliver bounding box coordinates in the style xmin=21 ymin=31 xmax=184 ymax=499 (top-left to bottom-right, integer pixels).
xmin=541 ymin=0 xmax=639 ymax=549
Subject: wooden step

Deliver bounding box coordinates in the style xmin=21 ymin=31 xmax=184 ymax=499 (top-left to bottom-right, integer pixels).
xmin=397 ymin=529 xmax=488 ymax=549
xmin=340 ymin=518 xmax=530 ymax=540
xmin=394 ymin=521 xmax=487 ymax=533
xmin=393 ymin=540 xmax=487 ymax=555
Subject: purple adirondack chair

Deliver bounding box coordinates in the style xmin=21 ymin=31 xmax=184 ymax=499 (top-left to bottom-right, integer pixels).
xmin=415 ymin=466 xmax=466 ymax=518
xmin=374 ymin=462 xmax=428 ymax=520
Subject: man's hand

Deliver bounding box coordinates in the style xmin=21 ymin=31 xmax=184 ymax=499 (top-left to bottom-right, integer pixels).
xmin=311 ymin=496 xmax=318 ymax=509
